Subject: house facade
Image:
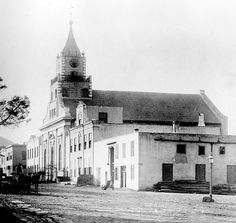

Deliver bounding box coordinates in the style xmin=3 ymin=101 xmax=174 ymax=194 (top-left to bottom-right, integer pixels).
xmin=94 ymin=132 xmax=236 ymax=190
xmin=0 ymin=144 xmax=27 ymax=176
xmin=26 ymin=135 xmax=41 ymax=173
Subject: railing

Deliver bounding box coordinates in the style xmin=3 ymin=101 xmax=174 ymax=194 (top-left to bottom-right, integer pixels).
xmin=61 ymin=74 xmax=91 ymax=82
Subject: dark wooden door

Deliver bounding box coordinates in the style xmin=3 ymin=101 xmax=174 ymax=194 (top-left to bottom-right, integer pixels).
xmin=109 ymin=147 xmax=114 ymax=186
xmin=195 ymin=164 xmax=206 ymax=182
xmin=227 ymin=165 xmax=236 ymax=184
xmin=162 ymin=164 xmax=173 ymax=182
xmin=120 ymin=166 xmax=126 ymax=187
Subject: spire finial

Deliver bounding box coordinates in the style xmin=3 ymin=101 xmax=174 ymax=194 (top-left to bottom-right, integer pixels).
xmin=69 ymin=20 xmax=73 ymax=27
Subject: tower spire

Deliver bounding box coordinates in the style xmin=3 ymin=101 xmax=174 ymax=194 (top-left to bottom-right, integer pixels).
xmin=62 ymin=21 xmax=80 ymax=56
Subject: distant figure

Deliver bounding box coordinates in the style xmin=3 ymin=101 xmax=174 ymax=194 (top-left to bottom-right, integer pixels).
xmin=16 ymin=163 xmax=23 ymax=175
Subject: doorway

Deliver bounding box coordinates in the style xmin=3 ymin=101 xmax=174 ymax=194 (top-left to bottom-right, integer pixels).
xmin=195 ymin=164 xmax=206 ymax=182
xmin=109 ymin=147 xmax=115 ymax=187
xmin=227 ymin=165 xmax=236 ymax=184
xmin=96 ymin=168 xmax=101 ymax=186
xmin=120 ymin=166 xmax=126 ymax=188
xmin=162 ymin=164 xmax=173 ymax=182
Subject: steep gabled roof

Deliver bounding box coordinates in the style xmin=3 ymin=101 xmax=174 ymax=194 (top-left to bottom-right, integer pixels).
xmin=83 ymin=90 xmax=221 ymax=124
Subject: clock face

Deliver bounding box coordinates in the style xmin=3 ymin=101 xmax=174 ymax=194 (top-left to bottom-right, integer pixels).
xmin=69 ymin=58 xmax=79 ymax=68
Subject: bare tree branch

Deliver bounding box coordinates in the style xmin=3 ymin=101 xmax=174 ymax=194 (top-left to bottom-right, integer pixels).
xmin=0 ymin=77 xmax=30 ymax=126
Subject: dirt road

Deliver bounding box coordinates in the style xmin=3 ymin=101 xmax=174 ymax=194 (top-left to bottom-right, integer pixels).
xmin=1 ymin=183 xmax=236 ymax=222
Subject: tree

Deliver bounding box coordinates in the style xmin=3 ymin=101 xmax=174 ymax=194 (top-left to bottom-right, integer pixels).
xmin=0 ymin=77 xmax=30 ymax=126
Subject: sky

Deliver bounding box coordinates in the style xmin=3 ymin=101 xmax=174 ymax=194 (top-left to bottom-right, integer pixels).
xmin=0 ymin=0 xmax=236 ymax=143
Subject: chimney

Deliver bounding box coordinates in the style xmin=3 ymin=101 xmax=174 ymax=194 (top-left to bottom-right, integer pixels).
xmin=200 ymin=89 xmax=205 ymax=95
xmin=198 ymin=113 xmax=205 ymax=127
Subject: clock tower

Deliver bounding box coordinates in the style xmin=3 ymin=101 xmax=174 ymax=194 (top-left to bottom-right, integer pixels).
xmin=52 ymin=21 xmax=92 ymax=100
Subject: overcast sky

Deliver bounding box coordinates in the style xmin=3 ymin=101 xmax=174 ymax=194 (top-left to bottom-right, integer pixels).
xmin=1 ymin=0 xmax=236 ymax=143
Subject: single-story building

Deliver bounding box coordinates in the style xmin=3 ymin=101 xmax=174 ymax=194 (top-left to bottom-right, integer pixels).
xmin=94 ymin=131 xmax=236 ymax=190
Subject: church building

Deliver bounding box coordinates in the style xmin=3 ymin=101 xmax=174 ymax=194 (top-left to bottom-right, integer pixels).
xmin=37 ymin=22 xmax=235 ymax=189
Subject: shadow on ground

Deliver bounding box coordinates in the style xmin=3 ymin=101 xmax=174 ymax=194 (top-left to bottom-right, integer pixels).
xmin=0 ymin=206 xmax=22 ymax=223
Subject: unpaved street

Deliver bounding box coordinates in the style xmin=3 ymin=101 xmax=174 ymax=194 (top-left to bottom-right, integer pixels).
xmin=1 ymin=183 xmax=236 ymax=222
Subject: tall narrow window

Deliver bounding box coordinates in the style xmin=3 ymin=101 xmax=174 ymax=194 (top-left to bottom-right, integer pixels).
xmin=115 ymin=144 xmax=119 ymax=159
xmin=114 ymin=167 xmax=118 ymax=180
xmin=70 ymin=139 xmax=72 ymax=153
xmin=130 ymin=165 xmax=135 ymax=180
xmin=78 ymin=112 xmax=82 ymax=125
xmin=130 ymin=141 xmax=135 ymax=157
xmin=122 ymin=143 xmax=126 ymax=158
xmin=74 ymin=138 xmax=77 ymax=152
xmin=99 ymin=112 xmax=108 ymax=123
xmin=84 ymin=135 xmax=87 ymax=150
xmin=78 ymin=134 xmax=81 ymax=150
xmin=78 ymin=157 xmax=82 ymax=175
xmin=88 ymin=133 xmax=92 ymax=148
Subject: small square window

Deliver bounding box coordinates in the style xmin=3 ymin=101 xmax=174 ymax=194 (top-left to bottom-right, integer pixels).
xmin=99 ymin=112 xmax=108 ymax=123
xmin=219 ymin=146 xmax=225 ymax=155
xmin=177 ymin=144 xmax=186 ymax=154
xmin=198 ymin=146 xmax=205 ymax=155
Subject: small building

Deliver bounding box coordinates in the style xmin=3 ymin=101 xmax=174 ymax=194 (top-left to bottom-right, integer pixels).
xmin=26 ymin=135 xmax=41 ymax=173
xmin=94 ymin=132 xmax=236 ymax=190
xmin=1 ymin=144 xmax=27 ymax=176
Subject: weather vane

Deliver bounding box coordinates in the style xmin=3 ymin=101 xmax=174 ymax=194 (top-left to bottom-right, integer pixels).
xmin=69 ymin=5 xmax=74 ymax=24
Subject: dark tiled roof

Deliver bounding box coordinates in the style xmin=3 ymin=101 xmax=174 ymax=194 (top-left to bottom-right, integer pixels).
xmin=83 ymin=90 xmax=221 ymax=124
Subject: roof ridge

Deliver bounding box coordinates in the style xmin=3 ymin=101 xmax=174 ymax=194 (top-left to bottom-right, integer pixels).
xmin=92 ymin=89 xmax=199 ymax=96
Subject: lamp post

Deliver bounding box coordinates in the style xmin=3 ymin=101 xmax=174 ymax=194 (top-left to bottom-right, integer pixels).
xmin=208 ymin=155 xmax=214 ymax=201
xmin=202 ymin=150 xmax=214 ymax=202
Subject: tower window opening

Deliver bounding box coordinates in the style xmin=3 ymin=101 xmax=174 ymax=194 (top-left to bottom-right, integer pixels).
xmin=81 ymin=88 xmax=89 ymax=97
xmin=62 ymin=88 xmax=69 ymax=97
